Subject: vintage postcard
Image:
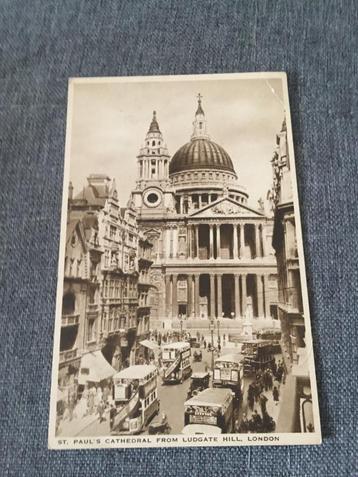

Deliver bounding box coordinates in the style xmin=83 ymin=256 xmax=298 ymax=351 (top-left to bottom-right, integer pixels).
xmin=48 ymin=72 xmax=321 ymax=449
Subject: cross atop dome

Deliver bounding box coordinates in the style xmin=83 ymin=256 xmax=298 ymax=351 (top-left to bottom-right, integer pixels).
xmin=196 ymin=93 xmax=205 ymax=116
xmin=191 ymin=94 xmax=209 ymax=140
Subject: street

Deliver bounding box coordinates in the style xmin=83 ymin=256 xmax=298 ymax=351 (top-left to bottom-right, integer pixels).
xmin=58 ymin=341 xmax=283 ymax=438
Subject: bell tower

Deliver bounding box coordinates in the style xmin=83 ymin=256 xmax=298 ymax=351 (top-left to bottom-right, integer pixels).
xmin=131 ymin=111 xmax=175 ymax=217
xmin=137 ymin=111 xmax=170 ymax=182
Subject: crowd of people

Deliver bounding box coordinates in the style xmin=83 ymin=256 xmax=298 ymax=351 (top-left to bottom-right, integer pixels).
xmin=237 ymin=358 xmax=286 ymax=433
xmin=57 ymin=380 xmax=115 ymax=433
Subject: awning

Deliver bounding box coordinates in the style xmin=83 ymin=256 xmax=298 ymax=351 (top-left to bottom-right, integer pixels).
xmin=78 ymin=350 xmax=116 ymax=385
xmin=139 ymin=339 xmax=160 ymax=351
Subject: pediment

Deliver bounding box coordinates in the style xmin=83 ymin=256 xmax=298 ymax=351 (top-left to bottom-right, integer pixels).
xmin=142 ymin=227 xmax=161 ymax=238
xmin=189 ymin=197 xmax=264 ymax=218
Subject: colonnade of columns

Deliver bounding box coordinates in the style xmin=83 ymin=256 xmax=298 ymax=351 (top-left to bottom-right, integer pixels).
xmin=164 ymin=272 xmax=271 ymax=320
xmin=186 ymin=222 xmax=265 ymax=260
xmin=139 ymin=158 xmax=168 ymax=180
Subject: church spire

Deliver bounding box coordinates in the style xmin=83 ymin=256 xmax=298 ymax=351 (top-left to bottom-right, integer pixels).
xmin=137 ymin=110 xmax=170 ymax=182
xmin=148 ymin=110 xmax=160 ymax=133
xmin=191 ymin=94 xmax=209 ymax=140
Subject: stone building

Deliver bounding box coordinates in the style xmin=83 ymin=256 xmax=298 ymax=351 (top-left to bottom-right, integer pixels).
xmin=136 ymin=232 xmax=154 ymax=340
xmin=68 ymin=174 xmax=141 ymax=375
xmin=271 ymin=119 xmax=305 ymax=371
xmin=271 ymin=120 xmax=313 ymax=432
xmin=131 ymin=98 xmax=278 ymax=328
xmin=59 ymin=213 xmax=103 ymax=391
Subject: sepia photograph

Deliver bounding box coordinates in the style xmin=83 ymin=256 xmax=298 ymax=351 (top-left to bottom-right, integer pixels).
xmin=48 ymin=72 xmax=321 ymax=449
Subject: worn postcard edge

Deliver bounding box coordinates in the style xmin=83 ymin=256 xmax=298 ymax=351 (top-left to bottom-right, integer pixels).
xmin=48 ymin=71 xmax=322 ymax=450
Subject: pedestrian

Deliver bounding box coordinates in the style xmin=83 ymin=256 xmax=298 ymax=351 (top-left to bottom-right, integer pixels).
xmin=247 ymin=384 xmax=255 ymax=411
xmin=109 ymin=404 xmax=117 ymax=430
xmin=238 ymin=414 xmax=249 ymax=433
xmin=203 ymin=340 xmax=207 ymax=349
xmin=251 ymin=410 xmax=262 ymax=430
xmin=103 ymin=383 xmax=110 ymax=405
xmin=87 ymin=386 xmax=95 ymax=415
xmin=98 ymin=399 xmax=106 ymax=422
xmin=259 ymin=393 xmax=268 ymax=416
xmin=273 ymin=386 xmax=280 ymax=405
xmin=218 ymin=343 xmax=221 ymax=353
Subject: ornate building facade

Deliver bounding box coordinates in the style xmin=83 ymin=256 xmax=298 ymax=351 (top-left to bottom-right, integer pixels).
xmin=131 ymin=98 xmax=278 ymax=328
xmin=59 ymin=212 xmax=103 ymax=391
xmin=62 ymin=174 xmax=145 ymax=394
xmin=271 ymin=120 xmax=313 ymax=432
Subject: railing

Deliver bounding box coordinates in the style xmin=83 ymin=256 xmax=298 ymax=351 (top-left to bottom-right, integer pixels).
xmin=59 ymin=348 xmax=78 ymax=364
xmin=61 ymin=313 xmax=80 ymax=327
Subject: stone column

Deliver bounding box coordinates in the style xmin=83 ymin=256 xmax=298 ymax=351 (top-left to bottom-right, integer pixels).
xmin=165 ymin=228 xmax=171 ymax=258
xmin=255 ymin=224 xmax=261 ymax=258
xmin=241 ymin=274 xmax=247 ymax=316
xmin=198 ymin=195 xmax=202 ymax=209
xmin=240 ymin=224 xmax=245 ymax=258
xmin=172 ymin=274 xmax=178 ymax=319
xmin=194 ymin=274 xmax=200 ymax=317
xmin=180 ymin=195 xmax=184 ymax=214
xmin=187 ymin=275 xmax=192 ymax=316
xmin=172 ymin=228 xmax=178 ymax=258
xmin=187 ymin=225 xmax=192 ymax=258
xmin=264 ymin=274 xmax=270 ymax=318
xmin=191 ymin=274 xmax=195 ymax=317
xmin=209 ymin=224 xmax=214 ymax=259
xmin=210 ymin=274 xmax=216 ymax=318
xmin=217 ymin=274 xmax=222 ymax=318
xmin=168 ymin=274 xmax=173 ymax=318
xmin=261 ymin=225 xmax=267 ymax=257
xmin=165 ymin=275 xmax=171 ymax=316
xmin=234 ymin=274 xmax=240 ymax=318
xmin=233 ymin=224 xmax=238 ymax=259
xmin=257 ymin=274 xmax=264 ymax=317
xmin=195 ymin=225 xmax=199 ymax=259
xmin=216 ymin=224 xmax=221 ymax=259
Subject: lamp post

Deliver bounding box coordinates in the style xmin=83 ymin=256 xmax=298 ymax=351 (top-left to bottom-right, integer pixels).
xmin=217 ymin=318 xmax=221 ymax=347
xmin=179 ymin=314 xmax=183 ymax=340
xmin=209 ymin=319 xmax=215 ymax=371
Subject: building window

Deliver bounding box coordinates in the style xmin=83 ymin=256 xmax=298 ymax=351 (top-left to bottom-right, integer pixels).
xmin=152 ymin=140 xmax=155 ymax=146
xmin=109 ymin=280 xmax=114 ymax=298
xmin=104 ymin=250 xmax=109 ymax=267
xmin=110 ymin=225 xmax=116 ymax=239
xmin=62 ymin=292 xmax=75 ymax=315
xmin=87 ymin=318 xmax=95 ymax=342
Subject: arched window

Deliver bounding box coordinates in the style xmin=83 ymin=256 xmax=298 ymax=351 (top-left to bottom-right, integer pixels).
xmin=62 ymin=292 xmax=75 ymax=315
xmin=152 ymin=140 xmax=155 ymax=146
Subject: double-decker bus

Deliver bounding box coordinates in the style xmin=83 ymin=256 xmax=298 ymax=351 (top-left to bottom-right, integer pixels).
xmin=161 ymin=341 xmax=192 ymax=384
xmin=213 ymin=353 xmax=244 ymax=400
xmin=241 ymin=339 xmax=275 ymax=375
xmin=111 ymin=364 xmax=159 ymax=434
xmin=183 ymin=388 xmax=234 ymax=434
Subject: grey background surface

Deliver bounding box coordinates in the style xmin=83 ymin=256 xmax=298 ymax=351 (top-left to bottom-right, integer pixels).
xmin=0 ymin=1 xmax=357 ymax=476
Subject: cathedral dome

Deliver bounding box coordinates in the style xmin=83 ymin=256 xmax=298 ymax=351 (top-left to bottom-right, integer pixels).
xmin=169 ymin=138 xmax=235 ymax=175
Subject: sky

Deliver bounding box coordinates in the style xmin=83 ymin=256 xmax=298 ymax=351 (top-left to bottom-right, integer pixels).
xmin=69 ymin=76 xmax=285 ymax=208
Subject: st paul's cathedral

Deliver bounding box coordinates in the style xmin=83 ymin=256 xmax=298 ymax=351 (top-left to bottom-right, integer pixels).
xmin=131 ymin=96 xmax=278 ymax=328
